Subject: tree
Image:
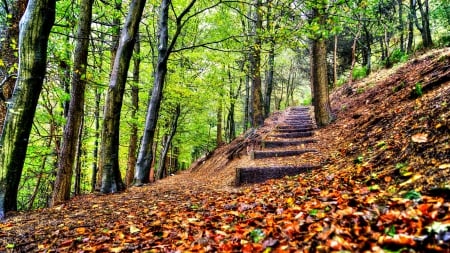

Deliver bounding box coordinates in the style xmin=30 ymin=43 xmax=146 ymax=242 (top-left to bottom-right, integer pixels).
xmin=0 ymin=0 xmax=56 ymax=219
xmin=310 ymin=1 xmax=333 ymax=127
xmin=134 ymin=0 xmax=197 ymax=185
xmin=99 ymin=0 xmax=146 ymax=193
xmin=249 ymin=0 xmax=264 ymax=127
xmin=51 ymin=0 xmax=94 ymax=206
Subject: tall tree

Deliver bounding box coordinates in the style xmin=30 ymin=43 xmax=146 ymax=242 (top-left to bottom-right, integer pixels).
xmin=134 ymin=0 xmax=197 ymax=185
xmin=249 ymin=0 xmax=264 ymax=127
xmin=0 ymin=0 xmax=55 ymax=219
xmin=51 ymin=0 xmax=94 ymax=206
xmin=99 ymin=0 xmax=146 ymax=193
xmin=310 ymin=1 xmax=332 ymax=126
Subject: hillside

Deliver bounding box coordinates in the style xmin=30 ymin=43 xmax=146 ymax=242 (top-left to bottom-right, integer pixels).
xmin=1 ymin=48 xmax=449 ymax=252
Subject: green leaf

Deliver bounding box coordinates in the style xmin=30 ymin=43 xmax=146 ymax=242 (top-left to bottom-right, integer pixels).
xmin=385 ymin=225 xmax=396 ymax=237
xmin=403 ymin=190 xmax=422 ymax=200
xmin=309 ymin=209 xmax=319 ymax=216
xmin=6 ymin=244 xmax=15 ymax=249
xmin=249 ymin=229 xmax=265 ymax=243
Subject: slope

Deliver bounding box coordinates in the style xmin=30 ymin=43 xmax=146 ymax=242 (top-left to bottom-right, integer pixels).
xmin=0 ymin=48 xmax=449 ymax=252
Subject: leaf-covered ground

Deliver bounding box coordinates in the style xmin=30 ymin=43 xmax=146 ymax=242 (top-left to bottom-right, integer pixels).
xmin=1 ymin=48 xmax=449 ymax=252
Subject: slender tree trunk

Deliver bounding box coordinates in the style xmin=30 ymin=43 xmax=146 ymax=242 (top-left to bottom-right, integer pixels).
xmin=407 ymin=2 xmax=414 ymax=53
xmin=99 ymin=0 xmax=146 ymax=193
xmin=249 ymin=0 xmax=264 ymax=127
xmin=74 ymin=118 xmax=84 ymax=196
xmin=417 ymin=0 xmax=432 ymax=47
xmin=91 ymin=89 xmax=100 ymax=192
xmin=264 ymin=39 xmax=275 ymax=118
xmin=397 ymin=0 xmax=405 ymax=52
xmin=134 ymin=0 xmax=197 ymax=185
xmin=243 ymin=73 xmax=250 ymax=131
xmin=216 ymin=101 xmax=223 ymax=146
xmin=156 ymin=104 xmax=180 ymax=180
xmin=348 ymin=29 xmax=360 ymax=86
xmin=0 ymin=0 xmax=27 ymax=133
xmin=333 ymin=35 xmax=338 ymax=89
xmin=51 ymin=0 xmax=93 ymax=206
xmin=0 ymin=0 xmax=55 ymax=219
xmin=125 ymin=37 xmax=140 ymax=187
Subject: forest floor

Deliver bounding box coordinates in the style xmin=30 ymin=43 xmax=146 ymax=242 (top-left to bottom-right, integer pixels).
xmin=1 ymin=48 xmax=450 ymax=252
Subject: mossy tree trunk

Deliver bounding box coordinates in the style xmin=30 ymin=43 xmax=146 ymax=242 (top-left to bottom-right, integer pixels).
xmin=0 ymin=0 xmax=55 ymax=219
xmin=99 ymin=0 xmax=146 ymax=193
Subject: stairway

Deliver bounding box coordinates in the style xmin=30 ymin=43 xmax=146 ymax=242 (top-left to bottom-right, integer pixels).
xmin=235 ymin=106 xmax=321 ymax=185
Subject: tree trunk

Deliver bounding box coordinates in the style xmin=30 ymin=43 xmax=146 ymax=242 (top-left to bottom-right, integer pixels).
xmin=0 ymin=0 xmax=27 ymax=133
xmin=134 ymin=0 xmax=197 ymax=185
xmin=397 ymin=0 xmax=405 ymax=52
xmin=407 ymin=1 xmax=414 ymax=53
xmin=100 ymin=0 xmax=146 ymax=193
xmin=95 ymin=0 xmax=122 ymax=191
xmin=333 ymin=35 xmax=338 ymax=89
xmin=311 ymin=5 xmax=332 ymax=127
xmin=125 ymin=36 xmax=140 ymax=187
xmin=51 ymin=0 xmax=93 ymax=206
xmin=91 ymin=88 xmax=100 ymax=192
xmin=156 ymin=104 xmax=180 ymax=180
xmin=417 ymin=0 xmax=432 ymax=47
xmin=264 ymin=39 xmax=275 ymax=118
xmin=0 ymin=0 xmax=55 ymax=220
xmin=249 ymin=0 xmax=264 ymax=127
xmin=216 ymin=101 xmax=223 ymax=146
xmin=74 ymin=118 xmax=84 ymax=196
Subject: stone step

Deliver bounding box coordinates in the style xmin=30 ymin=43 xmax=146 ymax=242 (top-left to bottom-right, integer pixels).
xmin=276 ymin=128 xmax=313 ymax=133
xmin=250 ymin=149 xmax=317 ymax=159
xmin=271 ymin=131 xmax=314 ymax=138
xmin=235 ymin=165 xmax=320 ymax=185
xmin=277 ymin=125 xmax=314 ymax=130
xmin=262 ymin=139 xmax=317 ymax=148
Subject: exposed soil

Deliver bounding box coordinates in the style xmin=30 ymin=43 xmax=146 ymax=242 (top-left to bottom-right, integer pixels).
xmin=1 ymin=48 xmax=449 ymax=252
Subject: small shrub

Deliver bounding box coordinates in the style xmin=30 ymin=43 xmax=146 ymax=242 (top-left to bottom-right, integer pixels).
xmin=415 ymin=82 xmax=423 ymax=97
xmin=352 ymin=66 xmax=368 ymax=80
xmin=389 ymin=48 xmax=409 ymax=64
xmin=301 ymin=95 xmax=312 ymax=106
xmin=438 ymin=34 xmax=450 ymax=47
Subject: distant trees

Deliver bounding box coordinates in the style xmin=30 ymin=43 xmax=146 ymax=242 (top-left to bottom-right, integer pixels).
xmin=0 ymin=0 xmax=56 ymax=219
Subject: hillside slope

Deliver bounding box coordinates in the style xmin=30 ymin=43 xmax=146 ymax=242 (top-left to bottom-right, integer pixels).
xmin=0 ymin=48 xmax=449 ymax=252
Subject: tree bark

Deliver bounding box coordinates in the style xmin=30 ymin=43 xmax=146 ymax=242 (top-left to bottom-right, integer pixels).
xmin=134 ymin=0 xmax=197 ymax=185
xmin=99 ymin=0 xmax=146 ymax=193
xmin=249 ymin=0 xmax=264 ymax=127
xmin=51 ymin=0 xmax=93 ymax=206
xmin=216 ymin=101 xmax=223 ymax=146
xmin=125 ymin=37 xmax=140 ymax=187
xmin=311 ymin=4 xmax=332 ymax=127
xmin=0 ymin=0 xmax=55 ymax=219
xmin=0 ymin=0 xmax=27 ymax=133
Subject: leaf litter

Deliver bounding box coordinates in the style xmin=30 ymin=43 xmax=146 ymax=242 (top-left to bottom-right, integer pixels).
xmin=1 ymin=48 xmax=449 ymax=252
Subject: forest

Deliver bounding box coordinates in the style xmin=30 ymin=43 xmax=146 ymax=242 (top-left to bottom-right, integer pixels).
xmin=0 ymin=0 xmax=449 ymax=244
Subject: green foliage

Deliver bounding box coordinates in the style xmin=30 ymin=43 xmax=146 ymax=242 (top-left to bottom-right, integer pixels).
xmin=388 ymin=49 xmax=409 ymax=65
xmin=301 ymin=95 xmax=312 ymax=106
xmin=437 ymin=34 xmax=450 ymax=46
xmin=352 ymin=66 xmax=368 ymax=80
xmin=414 ymin=82 xmax=423 ymax=97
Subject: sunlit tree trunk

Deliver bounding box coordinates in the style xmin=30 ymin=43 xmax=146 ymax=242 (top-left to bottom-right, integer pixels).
xmin=249 ymin=0 xmax=264 ymax=127
xmin=0 ymin=0 xmax=27 ymax=132
xmin=99 ymin=0 xmax=146 ymax=193
xmin=134 ymin=0 xmax=197 ymax=185
xmin=0 ymin=0 xmax=55 ymax=219
xmin=311 ymin=4 xmax=332 ymax=127
xmin=51 ymin=0 xmax=93 ymax=206
xmin=125 ymin=37 xmax=140 ymax=187
xmin=216 ymin=101 xmax=223 ymax=145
